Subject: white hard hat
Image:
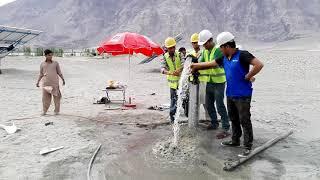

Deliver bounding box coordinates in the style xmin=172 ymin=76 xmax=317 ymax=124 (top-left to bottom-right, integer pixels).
xmin=216 ymin=32 xmax=235 ymax=47
xmin=198 ymin=29 xmax=213 ymax=46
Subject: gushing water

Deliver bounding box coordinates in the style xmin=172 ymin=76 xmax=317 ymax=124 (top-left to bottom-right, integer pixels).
xmin=172 ymin=57 xmax=192 ymax=146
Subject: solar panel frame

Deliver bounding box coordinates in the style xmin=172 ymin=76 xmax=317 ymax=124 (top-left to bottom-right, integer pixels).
xmin=0 ymin=25 xmax=42 ymax=47
xmin=0 ymin=26 xmax=43 ymax=73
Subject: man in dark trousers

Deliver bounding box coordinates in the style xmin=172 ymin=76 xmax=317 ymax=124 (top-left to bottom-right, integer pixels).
xmin=191 ymin=32 xmax=264 ymax=157
xmin=197 ymin=30 xmax=230 ymax=136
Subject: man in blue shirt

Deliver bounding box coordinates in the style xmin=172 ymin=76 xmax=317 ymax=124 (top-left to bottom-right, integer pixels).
xmin=191 ymin=32 xmax=264 ymax=157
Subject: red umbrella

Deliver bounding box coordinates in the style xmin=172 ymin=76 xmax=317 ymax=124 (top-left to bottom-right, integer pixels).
xmin=97 ymin=32 xmax=164 ymax=57
xmin=97 ymin=32 xmax=163 ymax=107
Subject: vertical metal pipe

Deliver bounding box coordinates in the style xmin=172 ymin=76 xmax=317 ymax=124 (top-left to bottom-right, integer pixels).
xmin=188 ymin=82 xmax=199 ymax=128
xmin=188 ymin=68 xmax=200 ymax=128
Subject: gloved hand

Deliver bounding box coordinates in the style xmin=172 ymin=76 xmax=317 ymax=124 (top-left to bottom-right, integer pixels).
xmin=186 ymin=54 xmax=198 ymax=63
xmin=186 ymin=54 xmax=196 ymax=58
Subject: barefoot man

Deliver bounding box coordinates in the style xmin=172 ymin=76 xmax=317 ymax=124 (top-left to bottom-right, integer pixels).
xmin=36 ymin=49 xmax=65 ymax=115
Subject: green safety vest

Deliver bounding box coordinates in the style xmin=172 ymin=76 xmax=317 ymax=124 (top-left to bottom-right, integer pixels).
xmin=198 ymin=49 xmax=209 ymax=82
xmin=189 ymin=49 xmax=201 ymax=58
xmin=164 ymin=52 xmax=182 ymax=89
xmin=201 ymin=48 xmax=226 ymax=83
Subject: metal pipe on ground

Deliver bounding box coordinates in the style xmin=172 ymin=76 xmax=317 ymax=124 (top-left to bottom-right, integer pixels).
xmin=87 ymin=144 xmax=102 ymax=180
xmin=223 ymin=130 xmax=294 ymax=171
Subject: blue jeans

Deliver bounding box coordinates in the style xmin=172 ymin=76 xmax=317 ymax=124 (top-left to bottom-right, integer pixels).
xmin=170 ymin=88 xmax=178 ymax=122
xmin=205 ymin=83 xmax=230 ymax=130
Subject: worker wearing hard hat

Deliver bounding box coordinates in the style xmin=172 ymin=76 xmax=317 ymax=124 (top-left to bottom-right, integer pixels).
xmin=197 ymin=30 xmax=230 ymax=137
xmin=186 ymin=33 xmax=211 ymax=121
xmin=191 ymin=32 xmax=264 ymax=157
xmin=161 ymin=37 xmax=184 ymax=123
xmin=189 ymin=33 xmax=202 ymax=58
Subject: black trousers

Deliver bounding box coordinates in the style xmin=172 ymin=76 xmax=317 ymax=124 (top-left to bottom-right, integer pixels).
xmin=182 ymin=89 xmax=189 ymax=117
xmin=227 ymin=97 xmax=253 ymax=149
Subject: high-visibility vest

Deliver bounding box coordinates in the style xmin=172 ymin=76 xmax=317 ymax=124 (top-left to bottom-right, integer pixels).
xmin=202 ymin=48 xmax=226 ymax=83
xmin=198 ymin=49 xmax=210 ymax=82
xmin=189 ymin=49 xmax=201 ymax=58
xmin=164 ymin=52 xmax=182 ymax=89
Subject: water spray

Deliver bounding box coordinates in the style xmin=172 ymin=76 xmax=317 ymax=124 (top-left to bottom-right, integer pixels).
xmin=188 ymin=55 xmax=200 ymax=129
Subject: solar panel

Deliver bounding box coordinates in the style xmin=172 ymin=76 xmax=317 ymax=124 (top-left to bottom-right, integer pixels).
xmin=0 ymin=25 xmax=42 ymax=55
xmin=0 ymin=25 xmax=42 ymax=74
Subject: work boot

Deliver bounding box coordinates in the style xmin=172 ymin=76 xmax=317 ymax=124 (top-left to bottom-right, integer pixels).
xmin=207 ymin=123 xmax=218 ymax=130
xmin=170 ymin=116 xmax=175 ymax=124
xmin=238 ymin=148 xmax=252 ymax=158
xmin=221 ymin=140 xmax=240 ymax=147
xmin=216 ymin=131 xmax=231 ymax=139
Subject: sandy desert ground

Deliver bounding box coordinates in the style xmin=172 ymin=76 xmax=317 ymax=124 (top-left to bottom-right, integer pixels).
xmin=0 ymin=50 xmax=320 ymax=179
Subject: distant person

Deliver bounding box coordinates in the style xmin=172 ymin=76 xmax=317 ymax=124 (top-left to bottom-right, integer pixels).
xmin=191 ymin=32 xmax=264 ymax=157
xmin=178 ymin=47 xmax=187 ymax=58
xmin=161 ymin=37 xmax=184 ymax=123
xmin=36 ymin=49 xmax=65 ymax=115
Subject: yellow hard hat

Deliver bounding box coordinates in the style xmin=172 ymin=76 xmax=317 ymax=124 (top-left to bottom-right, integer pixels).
xmin=190 ymin=33 xmax=199 ymax=43
xmin=165 ymin=37 xmax=176 ymax=48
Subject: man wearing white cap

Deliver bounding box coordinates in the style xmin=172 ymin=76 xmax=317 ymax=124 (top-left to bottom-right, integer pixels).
xmin=191 ymin=32 xmax=264 ymax=157
xmin=197 ymin=30 xmax=230 ymax=139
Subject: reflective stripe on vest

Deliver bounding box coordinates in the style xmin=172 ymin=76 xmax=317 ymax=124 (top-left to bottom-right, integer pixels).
xmin=197 ymin=49 xmax=209 ymax=82
xmin=165 ymin=52 xmax=181 ymax=89
xmin=190 ymin=49 xmax=201 ymax=58
xmin=203 ymin=48 xmax=226 ymax=83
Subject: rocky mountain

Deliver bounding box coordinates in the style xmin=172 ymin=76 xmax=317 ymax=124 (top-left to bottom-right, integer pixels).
xmin=0 ymin=0 xmax=319 ymax=48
